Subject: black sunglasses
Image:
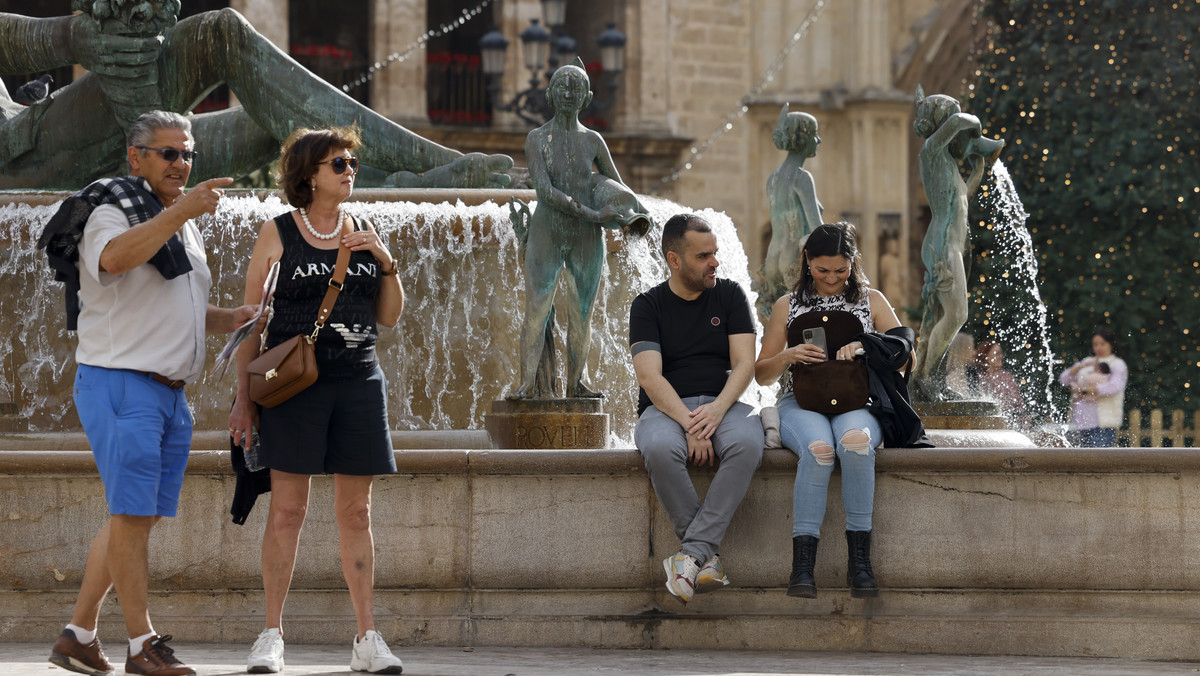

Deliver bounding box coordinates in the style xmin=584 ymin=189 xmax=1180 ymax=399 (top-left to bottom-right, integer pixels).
xmin=136 ymin=145 xmax=198 ymax=163
xmin=317 ymin=157 xmax=359 ymax=174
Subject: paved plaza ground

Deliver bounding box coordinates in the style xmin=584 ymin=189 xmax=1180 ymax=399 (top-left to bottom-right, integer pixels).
xmin=6 ymin=643 xmax=1200 ymax=676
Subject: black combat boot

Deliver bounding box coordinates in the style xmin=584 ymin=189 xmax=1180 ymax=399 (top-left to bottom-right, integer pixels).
xmin=845 ymin=530 xmax=879 ymax=598
xmin=786 ymin=535 xmax=819 ymax=598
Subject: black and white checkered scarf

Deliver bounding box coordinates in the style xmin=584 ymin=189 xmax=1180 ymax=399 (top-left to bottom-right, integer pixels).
xmin=37 ymin=176 xmax=194 ymax=330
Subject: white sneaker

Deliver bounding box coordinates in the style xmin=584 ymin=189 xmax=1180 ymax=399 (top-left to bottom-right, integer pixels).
xmin=663 ymin=551 xmax=701 ymax=603
xmin=246 ymin=627 xmax=284 ymax=673
xmin=350 ymin=630 xmax=403 ymax=674
xmin=695 ymin=554 xmax=731 ymax=594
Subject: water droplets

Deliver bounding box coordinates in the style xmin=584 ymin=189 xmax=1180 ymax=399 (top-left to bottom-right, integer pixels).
xmin=976 ymin=161 xmax=1058 ymax=423
xmin=1 ymin=191 xmax=773 ymax=441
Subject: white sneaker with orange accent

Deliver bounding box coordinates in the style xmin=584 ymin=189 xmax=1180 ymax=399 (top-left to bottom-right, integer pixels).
xmin=663 ymin=552 xmax=701 ymax=603
xmin=695 ymin=554 xmax=731 ymax=594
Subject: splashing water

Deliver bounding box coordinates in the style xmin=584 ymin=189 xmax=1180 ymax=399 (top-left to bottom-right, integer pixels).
xmin=0 ymin=200 xmax=78 ymax=431
xmin=0 ymin=191 xmax=774 ymax=444
xmin=974 ymin=161 xmax=1058 ymax=422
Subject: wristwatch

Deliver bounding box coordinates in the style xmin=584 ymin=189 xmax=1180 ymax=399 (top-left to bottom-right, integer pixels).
xmin=381 ymin=258 xmax=398 ymax=277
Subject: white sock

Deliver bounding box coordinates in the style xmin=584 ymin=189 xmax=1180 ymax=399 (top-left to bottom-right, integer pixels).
xmin=66 ymin=624 xmax=96 ymax=644
xmin=130 ymin=631 xmax=155 ymax=657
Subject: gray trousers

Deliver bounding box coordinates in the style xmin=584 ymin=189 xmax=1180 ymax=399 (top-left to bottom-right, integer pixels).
xmin=635 ymin=397 xmax=764 ymax=563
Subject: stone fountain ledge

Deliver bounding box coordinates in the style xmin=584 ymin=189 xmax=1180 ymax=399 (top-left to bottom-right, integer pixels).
xmin=4 ymin=440 xmax=1200 ymax=660
xmin=4 ymin=441 xmax=1200 ymax=473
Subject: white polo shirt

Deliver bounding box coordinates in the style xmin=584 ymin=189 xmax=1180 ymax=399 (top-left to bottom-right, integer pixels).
xmin=75 ymin=204 xmax=212 ymax=383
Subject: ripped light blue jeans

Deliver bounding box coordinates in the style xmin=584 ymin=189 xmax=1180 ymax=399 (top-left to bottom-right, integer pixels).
xmin=778 ymin=395 xmax=882 ymax=538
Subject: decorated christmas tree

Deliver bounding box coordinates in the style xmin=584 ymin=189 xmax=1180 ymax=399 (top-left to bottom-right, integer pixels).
xmin=966 ymin=0 xmax=1199 ymax=419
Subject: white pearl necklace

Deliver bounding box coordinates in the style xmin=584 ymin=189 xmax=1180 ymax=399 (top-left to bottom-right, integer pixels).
xmin=299 ymin=207 xmax=341 ymax=240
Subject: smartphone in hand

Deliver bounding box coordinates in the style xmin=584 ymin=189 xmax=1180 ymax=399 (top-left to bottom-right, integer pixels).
xmin=802 ymin=327 xmax=828 ymax=361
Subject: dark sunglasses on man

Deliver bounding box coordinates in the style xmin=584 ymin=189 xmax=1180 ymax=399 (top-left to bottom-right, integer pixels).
xmin=316 ymin=157 xmax=359 ymax=174
xmin=135 ymin=145 xmax=199 ymax=163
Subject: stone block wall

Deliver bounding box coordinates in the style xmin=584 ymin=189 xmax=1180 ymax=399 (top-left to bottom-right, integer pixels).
xmin=3 ymin=444 xmax=1200 ymax=659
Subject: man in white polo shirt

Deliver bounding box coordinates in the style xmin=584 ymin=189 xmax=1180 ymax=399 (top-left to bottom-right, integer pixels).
xmin=45 ymin=111 xmax=253 ymax=676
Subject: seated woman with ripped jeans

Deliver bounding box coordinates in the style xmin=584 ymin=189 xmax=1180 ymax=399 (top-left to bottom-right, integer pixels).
xmin=754 ymin=222 xmax=907 ymax=599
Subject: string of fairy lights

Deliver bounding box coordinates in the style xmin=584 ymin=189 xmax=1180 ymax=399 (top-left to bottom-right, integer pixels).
xmin=657 ymin=0 xmax=828 ymax=187
xmin=341 ymin=0 xmax=495 ymax=94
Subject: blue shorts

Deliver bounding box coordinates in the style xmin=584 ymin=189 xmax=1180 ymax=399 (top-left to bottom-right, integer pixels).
xmin=73 ymin=365 xmax=193 ymax=517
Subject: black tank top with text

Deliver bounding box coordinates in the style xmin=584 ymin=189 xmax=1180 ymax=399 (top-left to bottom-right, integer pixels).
xmin=266 ymin=212 xmax=381 ymax=379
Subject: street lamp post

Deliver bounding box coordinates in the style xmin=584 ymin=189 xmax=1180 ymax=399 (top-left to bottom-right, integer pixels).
xmin=479 ymin=2 xmax=626 ymax=128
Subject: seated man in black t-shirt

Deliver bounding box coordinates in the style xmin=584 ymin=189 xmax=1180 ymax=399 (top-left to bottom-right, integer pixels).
xmin=630 ymin=213 xmax=765 ymax=604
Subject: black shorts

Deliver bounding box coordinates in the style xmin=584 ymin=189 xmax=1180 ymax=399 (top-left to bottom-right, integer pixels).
xmin=258 ymin=364 xmax=396 ymax=475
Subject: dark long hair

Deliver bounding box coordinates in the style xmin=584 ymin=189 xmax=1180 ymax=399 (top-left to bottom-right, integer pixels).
xmin=791 ymin=222 xmax=868 ymax=303
xmin=1092 ymin=326 xmax=1120 ymax=357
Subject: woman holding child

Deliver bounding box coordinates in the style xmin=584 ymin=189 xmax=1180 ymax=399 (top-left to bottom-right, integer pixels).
xmin=1059 ymin=327 xmax=1127 ymax=447
xmin=755 ymin=223 xmax=924 ymax=600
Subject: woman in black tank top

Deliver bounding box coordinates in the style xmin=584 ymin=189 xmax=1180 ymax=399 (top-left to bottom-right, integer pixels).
xmin=227 ymin=127 xmax=406 ymax=673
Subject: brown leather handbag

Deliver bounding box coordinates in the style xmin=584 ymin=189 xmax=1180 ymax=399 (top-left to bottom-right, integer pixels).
xmin=788 ymin=309 xmax=870 ymax=415
xmin=248 ymin=222 xmax=353 ymax=408
xmin=247 ymin=333 xmax=318 ymax=408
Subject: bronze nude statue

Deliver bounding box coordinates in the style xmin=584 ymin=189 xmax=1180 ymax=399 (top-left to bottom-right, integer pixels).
xmin=509 ymin=60 xmax=650 ymax=400
xmin=760 ymin=103 xmax=823 ymax=315
xmin=0 ymin=2 xmax=512 ymax=189
xmin=911 ymin=85 xmax=1004 ymax=399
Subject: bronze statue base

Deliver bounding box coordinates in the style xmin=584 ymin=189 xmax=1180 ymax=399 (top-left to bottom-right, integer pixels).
xmin=486 ymin=398 xmax=609 ymax=450
xmin=916 ymin=400 xmax=1005 ymax=430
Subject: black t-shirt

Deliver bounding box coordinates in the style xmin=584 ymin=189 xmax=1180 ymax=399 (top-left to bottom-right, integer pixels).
xmin=629 ymin=278 xmax=756 ymax=415
xmin=267 ymin=212 xmax=381 ymax=379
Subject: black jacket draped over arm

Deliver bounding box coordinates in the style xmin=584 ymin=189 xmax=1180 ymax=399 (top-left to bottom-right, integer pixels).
xmin=856 ymin=327 xmax=933 ymax=448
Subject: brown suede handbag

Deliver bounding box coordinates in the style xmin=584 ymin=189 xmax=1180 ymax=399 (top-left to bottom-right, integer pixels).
xmin=788 ymin=309 xmax=870 ymax=415
xmin=248 ymin=223 xmax=352 ymax=408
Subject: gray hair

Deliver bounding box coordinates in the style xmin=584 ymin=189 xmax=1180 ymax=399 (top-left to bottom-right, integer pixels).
xmin=126 ymin=111 xmax=192 ymax=149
